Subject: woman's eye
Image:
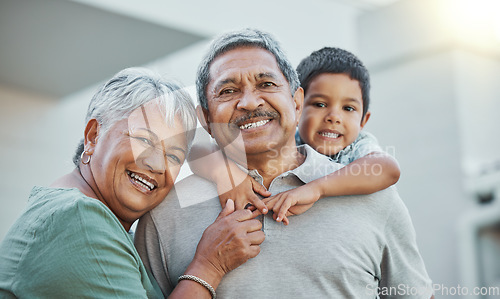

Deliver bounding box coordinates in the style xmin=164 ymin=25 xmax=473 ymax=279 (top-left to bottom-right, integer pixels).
xmin=139 ymin=137 xmax=154 ymax=145
xmin=166 ymin=154 xmax=181 ymax=165
xmin=314 ymin=103 xmax=326 ymax=108
xmin=131 ymin=136 xmax=154 ymax=147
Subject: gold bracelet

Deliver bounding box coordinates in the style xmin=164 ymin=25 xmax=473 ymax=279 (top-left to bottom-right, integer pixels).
xmin=178 ymin=274 xmax=216 ymax=299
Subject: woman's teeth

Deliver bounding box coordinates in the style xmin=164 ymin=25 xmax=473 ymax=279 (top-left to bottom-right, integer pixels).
xmin=239 ymin=119 xmax=270 ymax=130
xmin=320 ymin=132 xmax=340 ymax=138
xmin=127 ymin=171 xmax=155 ymax=191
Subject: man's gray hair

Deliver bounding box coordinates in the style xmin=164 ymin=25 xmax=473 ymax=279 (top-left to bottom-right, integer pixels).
xmin=73 ymin=67 xmax=197 ymax=167
xmin=196 ymin=28 xmax=300 ymax=109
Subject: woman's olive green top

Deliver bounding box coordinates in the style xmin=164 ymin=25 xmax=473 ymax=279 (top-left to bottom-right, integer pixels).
xmin=0 ymin=186 xmax=162 ymax=298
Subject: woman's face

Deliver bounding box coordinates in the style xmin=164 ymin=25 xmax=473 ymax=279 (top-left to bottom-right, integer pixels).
xmin=88 ymin=100 xmax=188 ymax=228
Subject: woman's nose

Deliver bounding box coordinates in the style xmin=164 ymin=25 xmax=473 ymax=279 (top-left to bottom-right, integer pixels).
xmin=139 ymin=147 xmax=166 ymax=174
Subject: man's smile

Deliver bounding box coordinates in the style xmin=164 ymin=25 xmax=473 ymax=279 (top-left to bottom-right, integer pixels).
xmin=232 ymin=109 xmax=280 ymax=131
xmin=239 ymin=119 xmax=270 ymax=130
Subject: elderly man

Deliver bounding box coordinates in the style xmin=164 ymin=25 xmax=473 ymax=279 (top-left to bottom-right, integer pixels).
xmin=135 ymin=29 xmax=433 ymax=298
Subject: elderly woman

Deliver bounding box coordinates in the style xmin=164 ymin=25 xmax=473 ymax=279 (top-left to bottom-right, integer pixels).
xmin=0 ymin=68 xmax=264 ymax=298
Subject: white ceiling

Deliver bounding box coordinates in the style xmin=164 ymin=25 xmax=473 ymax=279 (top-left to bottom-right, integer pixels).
xmin=333 ymin=0 xmax=401 ymax=10
xmin=0 ymin=0 xmax=400 ymax=98
xmin=0 ymin=0 xmax=204 ymax=97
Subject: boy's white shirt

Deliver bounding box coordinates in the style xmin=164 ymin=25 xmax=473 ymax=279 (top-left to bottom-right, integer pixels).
xmin=295 ymin=130 xmax=383 ymax=165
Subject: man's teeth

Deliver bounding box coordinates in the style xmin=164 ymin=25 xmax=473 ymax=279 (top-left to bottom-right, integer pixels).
xmin=239 ymin=119 xmax=270 ymax=130
xmin=320 ymin=132 xmax=340 ymax=138
xmin=127 ymin=171 xmax=155 ymax=191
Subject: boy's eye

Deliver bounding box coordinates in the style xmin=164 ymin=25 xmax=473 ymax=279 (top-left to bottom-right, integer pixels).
xmin=314 ymin=102 xmax=326 ymax=108
xmin=344 ymin=106 xmax=355 ymax=112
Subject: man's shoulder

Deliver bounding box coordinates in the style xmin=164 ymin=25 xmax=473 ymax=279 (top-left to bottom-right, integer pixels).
xmin=140 ymin=174 xmax=222 ymax=262
xmin=360 ymin=186 xmax=410 ymax=222
xmin=318 ymin=186 xmax=408 ymax=223
xmin=150 ymin=174 xmax=220 ymax=218
xmin=361 ymin=186 xmax=405 ymax=209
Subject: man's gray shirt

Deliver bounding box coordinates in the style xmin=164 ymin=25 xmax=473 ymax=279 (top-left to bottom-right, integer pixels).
xmin=135 ymin=145 xmax=432 ymax=298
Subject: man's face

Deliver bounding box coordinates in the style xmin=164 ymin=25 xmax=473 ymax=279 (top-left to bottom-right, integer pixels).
xmin=202 ymin=46 xmax=303 ymax=160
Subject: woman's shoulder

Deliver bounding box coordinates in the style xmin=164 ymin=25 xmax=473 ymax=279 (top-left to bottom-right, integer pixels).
xmin=0 ymin=187 xmax=149 ymax=298
xmin=31 ymin=186 xmax=106 ymax=211
xmin=19 ymin=186 xmax=132 ymax=265
xmin=28 ymin=186 xmax=124 ymax=235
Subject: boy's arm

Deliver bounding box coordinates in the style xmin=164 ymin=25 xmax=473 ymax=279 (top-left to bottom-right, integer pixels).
xmin=188 ymin=142 xmax=270 ymax=212
xmin=265 ymin=152 xmax=400 ymax=223
xmin=319 ymin=151 xmax=400 ymax=196
xmin=188 ymin=142 xmax=230 ymax=185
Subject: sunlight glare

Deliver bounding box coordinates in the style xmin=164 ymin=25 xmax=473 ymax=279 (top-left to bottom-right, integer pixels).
xmin=440 ymin=0 xmax=500 ymax=44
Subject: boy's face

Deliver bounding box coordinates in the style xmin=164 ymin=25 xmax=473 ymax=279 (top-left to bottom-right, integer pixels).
xmin=298 ymin=73 xmax=370 ymax=156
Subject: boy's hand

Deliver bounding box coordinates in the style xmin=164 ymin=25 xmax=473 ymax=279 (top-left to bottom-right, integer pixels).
xmin=218 ymin=175 xmax=271 ymax=214
xmin=263 ymin=184 xmax=321 ymax=225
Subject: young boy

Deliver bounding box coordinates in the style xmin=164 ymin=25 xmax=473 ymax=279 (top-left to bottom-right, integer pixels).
xmin=189 ymin=47 xmax=400 ymax=225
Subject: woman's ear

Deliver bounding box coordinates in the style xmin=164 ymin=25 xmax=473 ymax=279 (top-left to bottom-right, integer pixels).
xmin=83 ymin=119 xmax=100 ymax=154
xmin=360 ymin=111 xmax=371 ymax=129
xmin=196 ymin=105 xmax=212 ymax=137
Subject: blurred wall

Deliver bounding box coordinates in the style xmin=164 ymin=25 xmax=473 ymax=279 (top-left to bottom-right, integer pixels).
xmin=0 ymin=86 xmax=60 ymax=240
xmin=359 ymin=0 xmax=500 ymax=296
xmin=2 ymin=0 xmax=500 ymax=296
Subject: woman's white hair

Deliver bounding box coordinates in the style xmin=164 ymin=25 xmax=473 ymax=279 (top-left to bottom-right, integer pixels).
xmin=73 ymin=67 xmax=197 ymax=167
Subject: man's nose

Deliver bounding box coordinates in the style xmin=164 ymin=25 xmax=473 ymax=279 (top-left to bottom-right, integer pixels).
xmin=236 ymin=90 xmax=265 ymax=111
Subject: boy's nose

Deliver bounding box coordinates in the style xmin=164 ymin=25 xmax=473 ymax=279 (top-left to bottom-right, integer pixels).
xmin=325 ymin=110 xmax=341 ymax=124
xmin=236 ymin=91 xmax=265 ymax=111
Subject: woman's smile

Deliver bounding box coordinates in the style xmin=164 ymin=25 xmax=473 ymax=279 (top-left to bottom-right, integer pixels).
xmin=126 ymin=170 xmax=157 ymax=193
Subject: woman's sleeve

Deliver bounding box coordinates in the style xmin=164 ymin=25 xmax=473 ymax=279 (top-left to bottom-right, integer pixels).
xmin=28 ymin=200 xmax=158 ymax=298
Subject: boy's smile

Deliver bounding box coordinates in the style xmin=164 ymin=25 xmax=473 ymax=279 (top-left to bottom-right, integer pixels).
xmin=317 ymin=129 xmax=342 ymax=140
xmin=298 ymin=73 xmax=370 ymax=156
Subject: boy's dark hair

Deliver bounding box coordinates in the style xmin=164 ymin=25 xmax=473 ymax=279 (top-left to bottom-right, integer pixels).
xmin=296 ymin=47 xmax=371 ymax=119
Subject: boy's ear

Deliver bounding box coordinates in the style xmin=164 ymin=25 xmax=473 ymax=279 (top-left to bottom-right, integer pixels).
xmin=83 ymin=119 xmax=100 ymax=154
xmin=196 ymin=105 xmax=212 ymax=136
xmin=292 ymin=87 xmax=304 ymax=126
xmin=360 ymin=111 xmax=371 ymax=129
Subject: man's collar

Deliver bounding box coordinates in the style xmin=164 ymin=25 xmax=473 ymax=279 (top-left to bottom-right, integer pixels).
xmin=289 ymin=145 xmax=343 ymax=183
xmin=247 ymin=145 xmax=343 ymax=185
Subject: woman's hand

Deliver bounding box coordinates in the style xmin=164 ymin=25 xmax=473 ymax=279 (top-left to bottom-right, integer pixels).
xmin=183 ymin=199 xmax=265 ymax=289
xmin=218 ymin=175 xmax=271 ymax=214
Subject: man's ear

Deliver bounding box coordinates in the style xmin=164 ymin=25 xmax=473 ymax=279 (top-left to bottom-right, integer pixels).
xmin=292 ymin=87 xmax=304 ymax=126
xmin=83 ymin=119 xmax=100 ymax=154
xmin=360 ymin=111 xmax=371 ymax=129
xmin=196 ymin=105 xmax=212 ymax=137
